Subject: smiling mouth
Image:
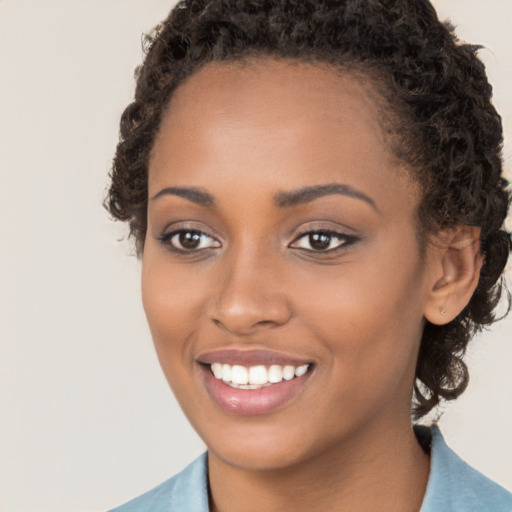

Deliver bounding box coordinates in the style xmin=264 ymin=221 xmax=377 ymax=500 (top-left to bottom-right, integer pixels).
xmin=197 ymin=349 xmax=314 ymax=414
xmin=210 ymin=362 xmax=311 ymax=389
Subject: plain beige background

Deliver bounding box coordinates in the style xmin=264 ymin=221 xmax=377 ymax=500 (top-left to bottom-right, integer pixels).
xmin=0 ymin=1 xmax=510 ymax=511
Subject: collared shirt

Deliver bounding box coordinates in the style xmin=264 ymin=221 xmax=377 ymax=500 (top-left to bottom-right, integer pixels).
xmin=109 ymin=426 xmax=512 ymax=511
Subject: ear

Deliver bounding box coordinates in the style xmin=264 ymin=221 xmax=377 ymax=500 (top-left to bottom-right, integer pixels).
xmin=423 ymin=226 xmax=483 ymax=325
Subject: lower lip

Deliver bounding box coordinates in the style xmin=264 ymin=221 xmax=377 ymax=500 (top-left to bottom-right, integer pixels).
xmin=200 ymin=365 xmax=312 ymax=416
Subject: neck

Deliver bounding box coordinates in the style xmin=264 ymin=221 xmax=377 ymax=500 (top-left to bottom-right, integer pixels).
xmin=208 ymin=418 xmax=430 ymax=512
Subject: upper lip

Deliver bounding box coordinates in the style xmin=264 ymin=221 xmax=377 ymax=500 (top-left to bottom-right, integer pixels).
xmin=196 ymin=348 xmax=312 ymax=367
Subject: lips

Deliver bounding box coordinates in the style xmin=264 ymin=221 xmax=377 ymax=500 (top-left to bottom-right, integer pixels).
xmin=197 ymin=349 xmax=314 ymax=415
xmin=197 ymin=348 xmax=311 ymax=367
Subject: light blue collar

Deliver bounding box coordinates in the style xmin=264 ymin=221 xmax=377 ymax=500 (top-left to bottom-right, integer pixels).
xmin=419 ymin=425 xmax=511 ymax=511
xmin=110 ymin=426 xmax=511 ymax=511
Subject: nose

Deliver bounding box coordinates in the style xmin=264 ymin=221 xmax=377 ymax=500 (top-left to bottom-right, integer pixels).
xmin=208 ymin=249 xmax=292 ymax=335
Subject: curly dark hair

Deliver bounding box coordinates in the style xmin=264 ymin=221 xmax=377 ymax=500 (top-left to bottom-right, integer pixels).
xmin=106 ymin=0 xmax=511 ymax=419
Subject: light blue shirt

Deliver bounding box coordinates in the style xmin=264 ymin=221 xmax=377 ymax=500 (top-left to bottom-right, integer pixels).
xmin=109 ymin=426 xmax=512 ymax=511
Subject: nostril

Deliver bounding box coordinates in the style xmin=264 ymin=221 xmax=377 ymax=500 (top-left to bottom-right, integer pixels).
xmin=208 ymin=292 xmax=292 ymax=334
xmin=211 ymin=315 xmax=286 ymax=334
xmin=254 ymin=320 xmax=276 ymax=327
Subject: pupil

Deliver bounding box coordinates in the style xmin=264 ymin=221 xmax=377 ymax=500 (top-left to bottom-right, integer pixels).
xmin=179 ymin=231 xmax=201 ymax=249
xmin=309 ymin=233 xmax=331 ymax=250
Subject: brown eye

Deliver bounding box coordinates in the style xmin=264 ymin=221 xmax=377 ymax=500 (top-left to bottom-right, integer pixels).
xmin=308 ymin=233 xmax=332 ymax=251
xmin=178 ymin=231 xmax=202 ymax=250
xmin=160 ymin=229 xmax=221 ymax=252
xmin=290 ymin=230 xmax=353 ymax=252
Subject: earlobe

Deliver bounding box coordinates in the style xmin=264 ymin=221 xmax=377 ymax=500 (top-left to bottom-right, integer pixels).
xmin=424 ymin=226 xmax=483 ymax=325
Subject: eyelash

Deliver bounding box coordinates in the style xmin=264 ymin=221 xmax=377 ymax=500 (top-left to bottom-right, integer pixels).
xmin=289 ymin=230 xmax=358 ymax=254
xmin=157 ymin=228 xmax=358 ymax=255
xmin=157 ymin=229 xmax=221 ymax=253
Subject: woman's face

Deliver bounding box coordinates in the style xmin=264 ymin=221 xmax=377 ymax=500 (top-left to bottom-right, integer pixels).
xmin=143 ymin=60 xmax=436 ymax=471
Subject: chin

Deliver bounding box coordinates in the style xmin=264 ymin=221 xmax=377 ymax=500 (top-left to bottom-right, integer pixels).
xmin=196 ymin=415 xmax=337 ymax=472
xmin=209 ymin=438 xmax=311 ymax=472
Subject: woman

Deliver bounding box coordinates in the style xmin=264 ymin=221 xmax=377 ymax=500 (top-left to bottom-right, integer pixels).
xmin=106 ymin=0 xmax=511 ymax=510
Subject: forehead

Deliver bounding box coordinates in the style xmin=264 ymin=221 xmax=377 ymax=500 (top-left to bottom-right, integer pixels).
xmin=158 ymin=58 xmax=387 ymax=150
xmin=174 ymin=58 xmax=380 ymax=108
xmin=149 ymin=58 xmax=418 ymax=213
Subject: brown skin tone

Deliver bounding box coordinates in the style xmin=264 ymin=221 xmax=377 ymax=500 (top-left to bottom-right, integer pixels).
xmin=142 ymin=59 xmax=483 ymax=512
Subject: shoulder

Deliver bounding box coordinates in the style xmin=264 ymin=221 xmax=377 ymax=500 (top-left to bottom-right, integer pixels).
xmin=420 ymin=426 xmax=512 ymax=512
xmin=107 ymin=453 xmax=209 ymax=512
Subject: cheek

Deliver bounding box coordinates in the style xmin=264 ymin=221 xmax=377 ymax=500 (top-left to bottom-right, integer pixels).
xmin=306 ymin=288 xmax=415 ymax=371
xmin=294 ymin=249 xmax=426 ymax=397
xmin=141 ymin=253 xmax=207 ymax=368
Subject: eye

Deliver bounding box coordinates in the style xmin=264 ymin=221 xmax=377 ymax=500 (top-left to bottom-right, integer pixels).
xmin=159 ymin=229 xmax=221 ymax=252
xmin=290 ymin=230 xmax=354 ymax=252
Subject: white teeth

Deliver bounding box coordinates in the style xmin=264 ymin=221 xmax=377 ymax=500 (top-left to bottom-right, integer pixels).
xmin=283 ymin=365 xmax=295 ymax=380
xmin=231 ymin=383 xmax=266 ymax=390
xmin=249 ymin=365 xmax=268 ymax=385
xmin=222 ymin=364 xmax=231 ymax=382
xmin=295 ymin=364 xmax=308 ymax=377
xmin=210 ymin=362 xmax=310 ymax=387
xmin=231 ymin=365 xmax=248 ymax=385
xmin=211 ymin=362 xmax=223 ymax=379
xmin=267 ymin=365 xmax=283 ymax=383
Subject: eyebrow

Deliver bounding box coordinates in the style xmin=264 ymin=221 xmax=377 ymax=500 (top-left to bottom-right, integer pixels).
xmin=151 ymin=187 xmax=215 ymax=207
xmin=151 ymin=183 xmax=377 ymax=211
xmin=274 ymin=183 xmax=378 ymax=211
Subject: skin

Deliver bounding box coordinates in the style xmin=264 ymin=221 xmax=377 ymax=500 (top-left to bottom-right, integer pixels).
xmin=142 ymin=59 xmax=482 ymax=512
